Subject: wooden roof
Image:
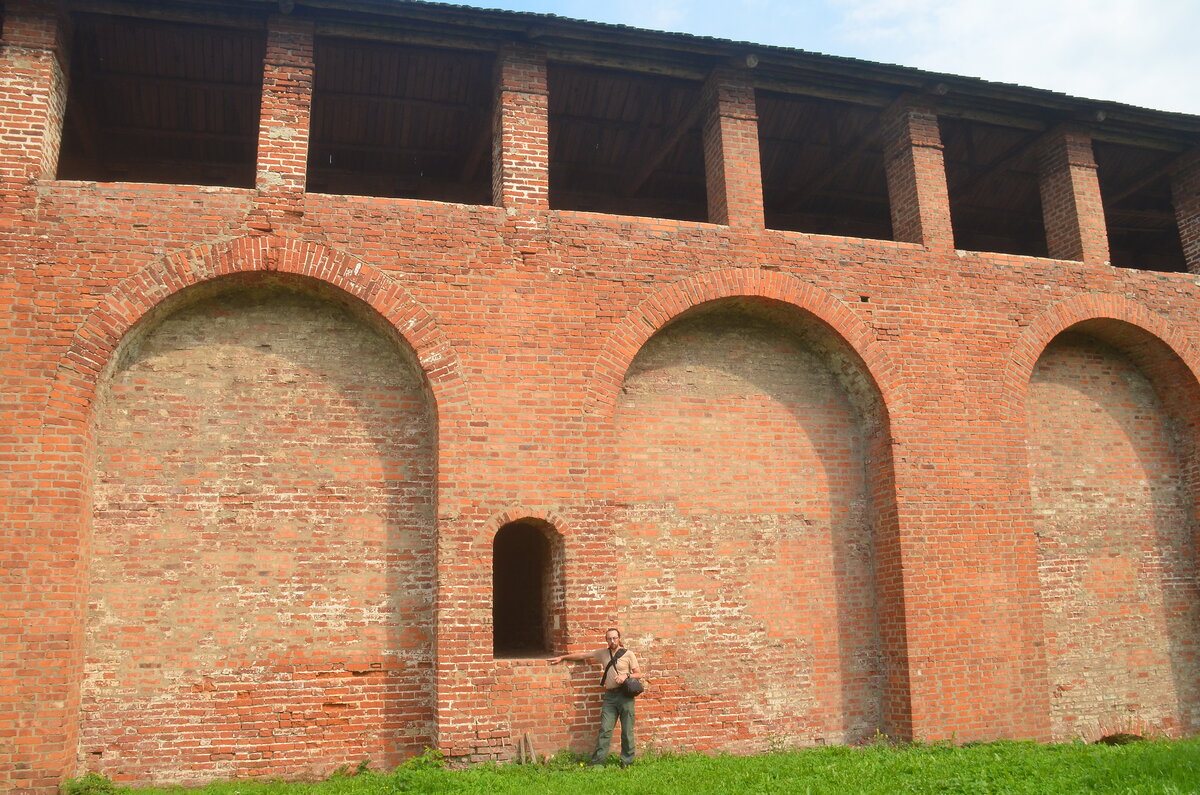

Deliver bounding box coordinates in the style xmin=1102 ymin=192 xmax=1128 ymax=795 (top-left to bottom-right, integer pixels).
xmin=55 ymin=0 xmax=1198 ymax=266
xmin=59 ymin=12 xmax=263 ymax=186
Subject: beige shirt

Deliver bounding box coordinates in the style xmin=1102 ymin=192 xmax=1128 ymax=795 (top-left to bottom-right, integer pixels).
xmin=591 ymin=647 xmax=639 ymax=689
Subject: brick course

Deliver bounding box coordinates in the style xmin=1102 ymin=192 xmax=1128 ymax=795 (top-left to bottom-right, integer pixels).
xmin=2 ymin=2 xmax=1200 ymax=790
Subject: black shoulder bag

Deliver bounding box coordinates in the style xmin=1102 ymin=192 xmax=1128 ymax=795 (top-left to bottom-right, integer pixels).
xmin=601 ymin=648 xmax=644 ymax=697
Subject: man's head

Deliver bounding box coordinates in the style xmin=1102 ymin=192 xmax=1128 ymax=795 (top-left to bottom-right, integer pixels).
xmin=605 ymin=628 xmax=622 ymax=650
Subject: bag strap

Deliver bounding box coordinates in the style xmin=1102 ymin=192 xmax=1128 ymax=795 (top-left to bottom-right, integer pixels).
xmin=600 ymin=648 xmax=626 ymax=686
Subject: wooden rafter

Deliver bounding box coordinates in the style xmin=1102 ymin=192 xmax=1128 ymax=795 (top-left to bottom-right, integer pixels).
xmin=623 ymin=101 xmax=704 ymax=197
xmin=774 ymin=127 xmax=880 ymax=212
xmin=1103 ymin=156 xmax=1179 ymax=208
xmin=949 ymin=128 xmax=1043 ymax=203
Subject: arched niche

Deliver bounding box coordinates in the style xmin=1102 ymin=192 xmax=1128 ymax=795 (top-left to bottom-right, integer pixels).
xmin=1026 ymin=318 xmax=1200 ymax=740
xmin=612 ymin=296 xmax=895 ymax=751
xmin=81 ymin=272 xmax=439 ymax=782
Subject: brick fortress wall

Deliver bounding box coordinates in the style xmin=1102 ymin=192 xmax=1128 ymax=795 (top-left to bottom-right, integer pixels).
xmin=2 ymin=1 xmax=1199 ymax=790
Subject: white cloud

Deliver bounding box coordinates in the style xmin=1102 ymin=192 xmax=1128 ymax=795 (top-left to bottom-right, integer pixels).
xmin=829 ymin=0 xmax=1200 ymax=114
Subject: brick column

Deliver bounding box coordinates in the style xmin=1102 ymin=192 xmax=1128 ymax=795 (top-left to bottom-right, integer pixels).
xmin=702 ymin=67 xmax=765 ymax=228
xmin=882 ymin=97 xmax=954 ymax=249
xmin=492 ymin=44 xmax=549 ymax=210
xmin=1037 ymin=126 xmax=1109 ymax=264
xmin=254 ymin=15 xmax=313 ymax=220
xmin=0 ymin=4 xmax=75 ymax=791
xmin=1171 ymin=150 xmax=1200 ymax=274
xmin=0 ymin=0 xmax=68 ymax=185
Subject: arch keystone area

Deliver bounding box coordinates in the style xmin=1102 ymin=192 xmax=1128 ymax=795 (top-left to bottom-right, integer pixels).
xmin=483 ymin=505 xmax=573 ymax=540
xmin=1004 ymin=292 xmax=1200 ymax=415
xmin=587 ymin=267 xmax=904 ymax=423
xmin=49 ymin=235 xmax=468 ymax=426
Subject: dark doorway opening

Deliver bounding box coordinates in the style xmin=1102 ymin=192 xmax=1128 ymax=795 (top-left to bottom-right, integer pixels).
xmin=493 ymin=520 xmax=560 ymax=658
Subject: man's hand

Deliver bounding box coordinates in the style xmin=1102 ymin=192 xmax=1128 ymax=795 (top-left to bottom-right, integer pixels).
xmin=548 ymin=651 xmax=591 ymax=665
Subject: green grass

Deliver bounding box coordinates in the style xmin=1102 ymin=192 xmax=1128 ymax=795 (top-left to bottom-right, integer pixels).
xmin=66 ymin=738 xmax=1200 ymax=795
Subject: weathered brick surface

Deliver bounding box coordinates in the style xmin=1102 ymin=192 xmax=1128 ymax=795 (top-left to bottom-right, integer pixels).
xmin=1029 ymin=330 xmax=1200 ymax=740
xmin=256 ymin=17 xmax=314 ymax=210
xmin=614 ymin=305 xmax=885 ymax=748
xmin=1173 ymin=151 xmax=1200 ymax=273
xmin=703 ymin=69 xmax=764 ymax=228
xmin=492 ymin=44 xmax=548 ymax=210
xmin=882 ymin=97 xmax=953 ymax=249
xmin=1038 ymin=127 xmax=1110 ymax=265
xmin=3 ymin=2 xmax=1200 ymax=791
xmin=0 ymin=0 xmax=67 ymax=185
xmin=82 ymin=285 xmax=437 ymax=782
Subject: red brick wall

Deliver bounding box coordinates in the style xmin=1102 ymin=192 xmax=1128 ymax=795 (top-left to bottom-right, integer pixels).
xmin=3 ymin=4 xmax=1200 ymax=791
xmin=5 ymin=186 xmax=1198 ymax=790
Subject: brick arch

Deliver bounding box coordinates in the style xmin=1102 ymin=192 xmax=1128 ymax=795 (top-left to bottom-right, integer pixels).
xmin=594 ymin=267 xmax=913 ymax=744
xmin=48 ymin=234 xmax=468 ymax=431
xmin=588 ymin=268 xmax=903 ymax=427
xmin=65 ymin=236 xmax=455 ymax=776
xmin=1003 ymin=292 xmax=1200 ymax=418
xmin=483 ymin=505 xmax=573 ymax=541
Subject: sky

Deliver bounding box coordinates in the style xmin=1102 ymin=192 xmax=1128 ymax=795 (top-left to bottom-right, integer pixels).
xmin=426 ymin=0 xmax=1200 ymax=116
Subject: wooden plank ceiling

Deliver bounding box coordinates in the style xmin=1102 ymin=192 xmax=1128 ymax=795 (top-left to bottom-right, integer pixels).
xmin=51 ymin=7 xmax=1186 ymax=269
xmin=60 ymin=12 xmax=264 ymax=186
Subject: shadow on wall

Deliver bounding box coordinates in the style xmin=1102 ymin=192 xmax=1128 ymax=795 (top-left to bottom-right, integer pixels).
xmin=612 ymin=296 xmax=896 ymax=752
xmin=1028 ymin=322 xmax=1200 ymax=741
xmin=83 ymin=273 xmax=438 ymax=784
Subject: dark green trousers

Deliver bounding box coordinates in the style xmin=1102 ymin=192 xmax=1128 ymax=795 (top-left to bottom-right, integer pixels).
xmin=590 ymin=688 xmax=635 ymax=765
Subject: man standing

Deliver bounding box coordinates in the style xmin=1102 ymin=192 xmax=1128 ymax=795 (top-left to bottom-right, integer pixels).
xmin=548 ymin=627 xmax=642 ymax=767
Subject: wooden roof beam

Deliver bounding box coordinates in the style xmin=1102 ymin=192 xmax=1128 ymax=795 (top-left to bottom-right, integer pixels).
xmin=775 ymin=127 xmax=880 ymax=212
xmin=315 ymin=89 xmax=485 ymax=114
xmin=313 ymin=140 xmax=477 ymax=158
xmin=622 ymin=101 xmax=704 ymax=197
xmin=1102 ymin=156 xmax=1180 ymax=208
xmin=93 ymin=72 xmax=261 ymax=94
xmin=948 ymin=128 xmax=1044 ymax=204
xmin=107 ymin=126 xmax=256 ymax=142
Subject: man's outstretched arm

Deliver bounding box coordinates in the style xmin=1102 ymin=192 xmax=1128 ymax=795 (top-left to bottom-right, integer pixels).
xmin=547 ymin=651 xmax=593 ymax=664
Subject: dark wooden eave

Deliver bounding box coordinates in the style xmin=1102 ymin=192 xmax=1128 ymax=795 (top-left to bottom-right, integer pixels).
xmin=66 ymin=0 xmax=1200 ymax=153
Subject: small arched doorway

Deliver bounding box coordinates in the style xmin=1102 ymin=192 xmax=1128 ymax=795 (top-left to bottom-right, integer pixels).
xmin=492 ymin=519 xmax=564 ymax=658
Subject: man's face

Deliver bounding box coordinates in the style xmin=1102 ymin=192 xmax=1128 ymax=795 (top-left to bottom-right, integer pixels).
xmin=605 ymin=632 xmax=620 ymax=650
